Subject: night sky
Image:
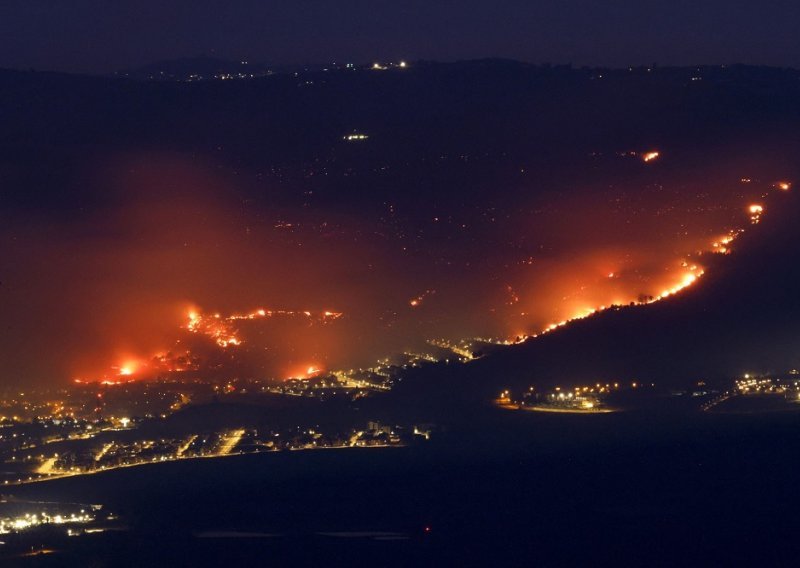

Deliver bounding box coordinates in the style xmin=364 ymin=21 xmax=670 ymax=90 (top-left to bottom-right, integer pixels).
xmin=1 ymin=0 xmax=799 ymax=73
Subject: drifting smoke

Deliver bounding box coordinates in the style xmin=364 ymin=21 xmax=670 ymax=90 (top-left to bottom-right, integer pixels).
xmin=0 ymin=147 xmax=793 ymax=384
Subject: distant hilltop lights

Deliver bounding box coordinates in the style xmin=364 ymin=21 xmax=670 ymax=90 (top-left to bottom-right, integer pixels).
xmin=372 ymin=61 xmax=408 ymax=70
xmin=343 ymin=133 xmax=369 ymax=141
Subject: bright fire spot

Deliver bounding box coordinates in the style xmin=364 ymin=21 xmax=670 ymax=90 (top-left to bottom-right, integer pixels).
xmin=777 ymin=181 xmax=792 ymax=191
xmin=748 ymin=204 xmax=764 ymax=224
xmin=285 ymin=365 xmax=324 ymax=380
xmin=711 ymin=229 xmax=743 ymax=254
xmin=409 ymin=289 xmax=435 ymax=308
xmin=642 ymin=151 xmax=660 ymax=163
xmin=118 ymin=363 xmax=136 ymax=376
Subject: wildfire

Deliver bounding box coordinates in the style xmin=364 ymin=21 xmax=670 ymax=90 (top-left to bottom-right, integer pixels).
xmin=285 ymin=365 xmax=325 ymax=379
xmin=512 ymin=262 xmax=706 ymax=345
xmin=74 ymin=171 xmax=791 ymax=388
xmin=642 ymin=151 xmax=660 ymax=163
xmin=748 ymin=204 xmax=764 ymax=224
xmin=508 ymin=182 xmax=789 ymax=347
xmin=184 ymin=310 xmax=241 ymax=348
xmin=711 ymin=230 xmax=742 ymax=255
xmin=184 ymin=306 xmax=343 ymax=348
xmin=409 ymin=290 xmax=435 ymax=308
xmin=116 ymin=359 xmax=142 ymax=376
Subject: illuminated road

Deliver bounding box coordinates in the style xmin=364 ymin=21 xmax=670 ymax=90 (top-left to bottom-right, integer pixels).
xmin=521 ymin=405 xmax=615 ymax=414
xmin=176 ymin=435 xmax=198 ymax=457
xmin=216 ymin=430 xmax=245 ymax=456
xmin=14 ymin=443 xmax=404 ymax=487
xmin=494 ymin=400 xmax=616 ymax=414
xmin=36 ymin=457 xmax=58 ymax=475
xmin=702 ymin=392 xmax=733 ymax=411
xmin=94 ymin=443 xmax=114 ymax=462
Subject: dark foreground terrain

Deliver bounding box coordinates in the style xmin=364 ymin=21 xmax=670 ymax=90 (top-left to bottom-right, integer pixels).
xmin=5 ymin=400 xmax=800 ymax=567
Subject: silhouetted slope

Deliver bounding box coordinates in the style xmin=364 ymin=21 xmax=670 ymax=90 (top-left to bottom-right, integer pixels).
xmin=381 ymin=188 xmax=800 ymax=416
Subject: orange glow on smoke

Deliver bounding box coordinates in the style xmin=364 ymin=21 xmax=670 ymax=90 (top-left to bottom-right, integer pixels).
xmin=285 ymin=364 xmax=325 ymax=380
xmin=49 ymin=153 xmax=794 ymax=385
xmin=118 ymin=360 xmax=141 ymax=376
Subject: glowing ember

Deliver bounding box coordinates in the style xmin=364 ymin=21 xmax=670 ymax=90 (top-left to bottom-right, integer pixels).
xmin=184 ymin=310 xmax=241 ymax=348
xmin=409 ymin=290 xmax=435 ymax=308
xmin=642 ymin=151 xmax=660 ymax=162
xmin=748 ymin=204 xmax=764 ymax=224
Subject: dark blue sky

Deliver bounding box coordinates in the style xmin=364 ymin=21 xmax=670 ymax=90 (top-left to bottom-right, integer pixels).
xmin=1 ymin=0 xmax=799 ymax=73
